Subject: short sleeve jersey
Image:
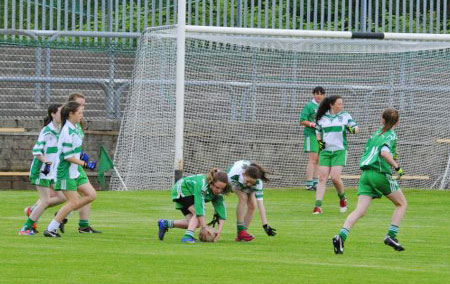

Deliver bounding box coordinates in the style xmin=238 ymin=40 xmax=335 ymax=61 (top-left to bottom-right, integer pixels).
xmin=29 ymin=122 xmax=60 ymax=180
xmin=299 ymin=99 xmax=319 ymax=136
xmin=360 ymin=128 xmax=397 ymax=175
xmin=171 ymin=174 xmax=227 ymax=219
xmin=55 ymin=121 xmax=84 ymax=180
xmin=316 ymin=111 xmax=357 ymax=151
xmin=227 ymin=160 xmax=264 ymax=200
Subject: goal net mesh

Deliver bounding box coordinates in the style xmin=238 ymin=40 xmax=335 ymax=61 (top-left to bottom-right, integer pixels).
xmin=111 ymin=27 xmax=450 ymax=190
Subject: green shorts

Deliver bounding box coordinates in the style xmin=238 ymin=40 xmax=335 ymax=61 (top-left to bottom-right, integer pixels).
xmin=55 ymin=170 xmax=89 ymax=191
xmin=304 ymin=135 xmax=319 ymax=153
xmin=30 ymin=177 xmax=55 ymax=187
xmin=319 ymin=150 xmax=347 ymax=167
xmin=357 ymin=170 xmax=399 ymax=199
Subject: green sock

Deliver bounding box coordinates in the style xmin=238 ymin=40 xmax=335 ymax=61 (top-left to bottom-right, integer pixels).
xmin=237 ymin=222 xmax=247 ymax=233
xmin=79 ymin=219 xmax=89 ymax=228
xmin=24 ymin=218 xmax=35 ymax=230
xmin=312 ymin=178 xmax=319 ymax=186
xmin=387 ymin=224 xmax=399 ymax=239
xmin=315 ymin=200 xmax=322 ymax=207
xmin=164 ymin=220 xmax=174 ymax=228
xmin=339 ymin=228 xmax=349 ymax=242
xmin=338 ymin=193 xmax=346 ymax=200
xmin=183 ymin=230 xmax=194 ymax=239
xmin=305 ymin=180 xmax=314 ymax=187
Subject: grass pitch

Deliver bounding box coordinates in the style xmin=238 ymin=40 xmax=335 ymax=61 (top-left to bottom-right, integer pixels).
xmin=0 ymin=188 xmax=449 ymax=284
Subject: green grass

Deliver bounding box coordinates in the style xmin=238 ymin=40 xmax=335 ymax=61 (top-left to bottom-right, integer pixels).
xmin=1 ymin=188 xmax=449 ymax=284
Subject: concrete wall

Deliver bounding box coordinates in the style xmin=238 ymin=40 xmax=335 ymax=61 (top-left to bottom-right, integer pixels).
xmin=0 ymin=119 xmax=119 ymax=190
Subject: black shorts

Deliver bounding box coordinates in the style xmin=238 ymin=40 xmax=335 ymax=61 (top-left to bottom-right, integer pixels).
xmin=173 ymin=196 xmax=195 ymax=216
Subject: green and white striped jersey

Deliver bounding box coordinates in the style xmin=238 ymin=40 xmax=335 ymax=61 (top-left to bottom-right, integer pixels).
xmin=171 ymin=174 xmax=227 ymax=220
xmin=316 ymin=111 xmax=357 ymax=151
xmin=299 ymin=99 xmax=319 ymax=136
xmin=55 ymin=121 xmax=84 ymax=180
xmin=29 ymin=122 xmax=60 ymax=180
xmin=227 ymin=160 xmax=264 ymax=200
xmin=360 ymin=128 xmax=397 ymax=175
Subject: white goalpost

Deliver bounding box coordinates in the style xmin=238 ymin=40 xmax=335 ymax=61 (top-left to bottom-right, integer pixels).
xmin=110 ymin=2 xmax=450 ymax=191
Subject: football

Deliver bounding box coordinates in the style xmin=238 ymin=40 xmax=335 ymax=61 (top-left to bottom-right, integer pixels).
xmin=199 ymin=226 xmax=217 ymax=242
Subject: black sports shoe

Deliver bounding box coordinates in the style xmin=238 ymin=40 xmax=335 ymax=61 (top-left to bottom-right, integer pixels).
xmin=78 ymin=226 xmax=102 ymax=233
xmin=332 ymin=235 xmax=344 ymax=254
xmin=384 ymin=236 xmax=405 ymax=251
xmin=44 ymin=229 xmax=61 ymax=238
xmin=59 ymin=218 xmax=68 ymax=233
xmin=54 ymin=211 xmax=68 ymax=233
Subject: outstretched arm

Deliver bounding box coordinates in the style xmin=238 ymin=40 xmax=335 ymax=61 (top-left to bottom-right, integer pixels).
xmin=257 ymin=199 xmax=267 ymax=225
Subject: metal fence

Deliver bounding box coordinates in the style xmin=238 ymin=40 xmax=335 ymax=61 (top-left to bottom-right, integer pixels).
xmin=0 ymin=30 xmax=137 ymax=119
xmin=1 ymin=1 xmax=449 ymax=44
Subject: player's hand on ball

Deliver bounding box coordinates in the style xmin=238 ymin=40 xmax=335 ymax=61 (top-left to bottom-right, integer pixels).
xmin=395 ymin=167 xmax=404 ymax=179
xmin=213 ymin=231 xmax=221 ymax=242
xmin=318 ymin=140 xmax=326 ymax=151
xmin=263 ymin=224 xmax=277 ymax=236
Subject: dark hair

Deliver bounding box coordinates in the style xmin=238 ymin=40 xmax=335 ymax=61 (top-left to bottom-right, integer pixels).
xmin=207 ymin=168 xmax=232 ymax=194
xmin=61 ymin=101 xmax=82 ymax=127
xmin=316 ymin=95 xmax=342 ymax=123
xmin=313 ymin=86 xmax=325 ymax=95
xmin=244 ymin=163 xmax=269 ymax=182
xmin=68 ymin=92 xmax=85 ymax=102
xmin=43 ymin=103 xmax=62 ymax=126
xmin=381 ymin=108 xmax=399 ymax=134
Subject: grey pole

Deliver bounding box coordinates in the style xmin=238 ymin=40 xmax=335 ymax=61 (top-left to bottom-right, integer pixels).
xmin=361 ymin=0 xmax=367 ymax=32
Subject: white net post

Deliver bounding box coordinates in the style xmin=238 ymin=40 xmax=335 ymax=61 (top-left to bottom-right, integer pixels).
xmin=174 ymin=0 xmax=186 ymax=182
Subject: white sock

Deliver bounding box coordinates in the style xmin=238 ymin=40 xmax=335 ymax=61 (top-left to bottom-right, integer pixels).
xmin=47 ymin=219 xmax=60 ymax=232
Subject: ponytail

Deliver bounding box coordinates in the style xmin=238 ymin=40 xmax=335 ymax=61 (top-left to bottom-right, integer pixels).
xmin=43 ymin=103 xmax=62 ymax=126
xmin=381 ymin=108 xmax=399 ymax=134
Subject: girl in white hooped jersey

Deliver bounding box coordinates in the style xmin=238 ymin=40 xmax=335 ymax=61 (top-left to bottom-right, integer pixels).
xmin=44 ymin=101 xmax=98 ymax=238
xmin=227 ymin=160 xmax=276 ymax=242
xmin=313 ymin=95 xmax=359 ymax=214
xmin=18 ymin=104 xmax=66 ymax=235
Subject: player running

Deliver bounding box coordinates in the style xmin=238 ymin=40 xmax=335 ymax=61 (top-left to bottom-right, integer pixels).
xmin=333 ymin=108 xmax=407 ymax=254
xmin=299 ymin=86 xmax=325 ymax=191
xmin=18 ymin=104 xmax=65 ymax=235
xmin=313 ymin=95 xmax=359 ymax=214
xmin=44 ymin=101 xmax=98 ymax=237
xmin=158 ymin=169 xmax=231 ymax=243
xmin=227 ymin=160 xmax=276 ymax=242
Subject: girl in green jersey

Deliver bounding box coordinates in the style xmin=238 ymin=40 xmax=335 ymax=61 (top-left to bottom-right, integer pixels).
xmin=333 ymin=108 xmax=407 ymax=254
xmin=158 ymin=168 xmax=231 ymax=243
xmin=299 ymin=87 xmax=325 ymax=191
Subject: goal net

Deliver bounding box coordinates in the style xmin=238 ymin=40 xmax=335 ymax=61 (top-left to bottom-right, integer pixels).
xmin=111 ymin=27 xmax=450 ymax=191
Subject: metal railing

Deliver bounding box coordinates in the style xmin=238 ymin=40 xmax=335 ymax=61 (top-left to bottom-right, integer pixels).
xmin=0 ymin=29 xmax=138 ymax=119
xmin=1 ymin=1 xmax=449 ymax=44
